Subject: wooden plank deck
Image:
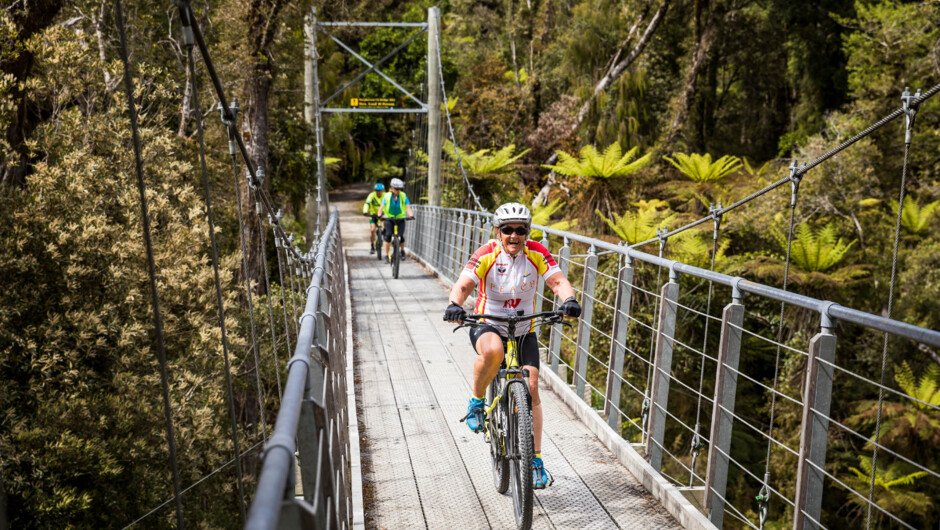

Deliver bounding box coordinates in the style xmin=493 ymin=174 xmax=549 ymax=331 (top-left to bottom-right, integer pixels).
xmin=333 ymin=186 xmax=681 ymax=529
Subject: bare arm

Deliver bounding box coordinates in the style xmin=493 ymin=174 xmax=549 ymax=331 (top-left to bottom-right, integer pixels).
xmin=448 ymin=275 xmax=477 ymax=307
xmin=545 ymin=271 xmax=576 ymax=301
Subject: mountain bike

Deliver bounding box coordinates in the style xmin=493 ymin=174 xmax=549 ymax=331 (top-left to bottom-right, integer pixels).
xmin=454 ymin=310 xmax=571 ymax=530
xmin=362 ymin=213 xmax=383 ymax=259
xmin=383 ymin=216 xmax=414 ymax=279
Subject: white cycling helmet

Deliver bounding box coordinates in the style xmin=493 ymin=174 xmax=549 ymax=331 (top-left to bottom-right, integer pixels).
xmin=493 ymin=202 xmax=531 ymax=227
xmin=390 ymin=177 xmax=405 ymax=189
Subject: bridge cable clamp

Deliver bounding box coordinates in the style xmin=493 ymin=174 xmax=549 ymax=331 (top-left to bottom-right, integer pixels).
xmin=900 ymin=87 xmax=921 ymax=145
xmin=173 ymin=0 xmax=195 ymax=48
xmin=787 ymin=160 xmax=806 ymax=208
xmin=755 ymin=472 xmax=771 ymax=529
xmin=709 ymin=202 xmax=724 ymax=241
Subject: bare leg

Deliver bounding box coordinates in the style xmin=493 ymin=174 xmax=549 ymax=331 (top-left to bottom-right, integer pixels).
xmin=526 ymin=365 xmax=542 ymax=453
xmin=473 ymin=332 xmax=505 ymax=398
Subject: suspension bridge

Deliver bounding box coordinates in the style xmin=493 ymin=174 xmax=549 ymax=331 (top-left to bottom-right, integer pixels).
xmin=6 ymin=2 xmax=940 ymax=530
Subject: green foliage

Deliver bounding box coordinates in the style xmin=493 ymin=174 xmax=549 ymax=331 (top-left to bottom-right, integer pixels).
xmin=663 ymin=153 xmax=742 ymax=183
xmin=892 ymin=196 xmax=940 ymax=236
xmin=847 ymin=362 xmax=940 ymax=453
xmin=596 ymin=200 xmax=676 ymax=245
xmin=842 ymin=456 xmax=931 ymax=526
xmin=443 ymin=140 xmax=528 ymax=177
xmin=776 ymin=221 xmax=855 ymax=273
xmin=544 ymin=142 xmax=651 ymax=180
xmin=530 ymin=198 xmax=577 ymax=240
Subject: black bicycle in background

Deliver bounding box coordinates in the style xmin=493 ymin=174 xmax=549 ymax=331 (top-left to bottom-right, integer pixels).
xmin=383 ymin=216 xmax=413 ymax=279
xmin=454 ymin=310 xmax=571 ymax=530
xmin=362 ymin=213 xmax=383 ymax=260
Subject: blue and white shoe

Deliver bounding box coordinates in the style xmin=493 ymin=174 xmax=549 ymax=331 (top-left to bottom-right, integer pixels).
xmin=462 ymin=397 xmax=485 ymax=433
xmin=533 ymin=457 xmax=553 ymax=489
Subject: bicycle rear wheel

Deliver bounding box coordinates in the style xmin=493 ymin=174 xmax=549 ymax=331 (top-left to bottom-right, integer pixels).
xmin=508 ymin=382 xmax=534 ymax=529
xmin=487 ymin=378 xmax=509 ymax=493
xmin=392 ymin=236 xmax=400 ymax=278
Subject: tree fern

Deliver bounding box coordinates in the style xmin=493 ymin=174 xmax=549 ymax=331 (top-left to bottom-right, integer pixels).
xmin=663 ymin=152 xmax=742 ymax=182
xmin=672 ymin=231 xmax=731 ymax=269
xmin=777 ymin=221 xmax=856 ymax=273
xmin=891 ymin=195 xmax=940 ymax=236
xmin=531 ymin=198 xmax=577 ymax=240
xmin=543 ymin=141 xmax=652 ymax=180
xmin=842 ymin=455 xmax=931 ymax=525
xmin=443 ymin=140 xmax=528 ymax=176
xmin=596 ymin=200 xmax=677 ymax=244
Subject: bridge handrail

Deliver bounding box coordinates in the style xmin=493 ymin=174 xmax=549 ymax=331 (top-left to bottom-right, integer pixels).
xmin=410 ymin=204 xmax=940 ymax=529
xmin=414 ymin=205 xmax=940 ymax=348
xmin=246 ymin=208 xmax=350 ymax=530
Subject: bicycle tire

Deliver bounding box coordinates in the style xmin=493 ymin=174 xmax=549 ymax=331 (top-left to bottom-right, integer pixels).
xmin=392 ymin=236 xmax=400 ymax=278
xmin=508 ymin=382 xmax=534 ymax=530
xmin=487 ymin=378 xmax=510 ymax=493
xmin=374 ymin=231 xmax=382 ymax=259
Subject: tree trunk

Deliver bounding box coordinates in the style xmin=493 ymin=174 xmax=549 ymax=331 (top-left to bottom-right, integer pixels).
xmin=664 ymin=19 xmax=715 ymax=150
xmin=0 ymin=0 xmax=64 ymax=188
xmin=533 ymin=0 xmax=669 ymax=206
xmin=242 ymin=0 xmax=285 ymax=293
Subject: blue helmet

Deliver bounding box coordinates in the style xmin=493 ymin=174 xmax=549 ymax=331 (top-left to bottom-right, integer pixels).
xmin=375 ymin=183 xmax=385 ymax=191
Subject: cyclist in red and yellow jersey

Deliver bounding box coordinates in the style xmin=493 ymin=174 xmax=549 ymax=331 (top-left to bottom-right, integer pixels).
xmin=444 ymin=202 xmax=581 ymax=488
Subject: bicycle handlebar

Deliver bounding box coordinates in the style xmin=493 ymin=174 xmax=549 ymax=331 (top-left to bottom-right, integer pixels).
xmin=464 ymin=310 xmax=564 ymax=323
xmin=451 ymin=310 xmax=571 ymax=333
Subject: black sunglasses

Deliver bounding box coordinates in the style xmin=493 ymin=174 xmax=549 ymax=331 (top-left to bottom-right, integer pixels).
xmin=499 ymin=226 xmax=529 ymax=236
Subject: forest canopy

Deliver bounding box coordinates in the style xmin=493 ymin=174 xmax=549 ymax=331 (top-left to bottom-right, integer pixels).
xmin=1 ymin=0 xmax=938 ymax=528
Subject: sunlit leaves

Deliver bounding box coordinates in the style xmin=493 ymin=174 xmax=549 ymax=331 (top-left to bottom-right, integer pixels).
xmin=544 ymin=141 xmax=651 ymax=180
xmin=596 ymin=199 xmax=676 ymax=245
xmin=663 ymin=152 xmax=742 ymax=183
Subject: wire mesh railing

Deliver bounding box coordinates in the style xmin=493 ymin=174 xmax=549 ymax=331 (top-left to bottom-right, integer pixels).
xmin=409 ymin=205 xmax=940 ymax=530
xmin=246 ymin=209 xmax=352 ymax=530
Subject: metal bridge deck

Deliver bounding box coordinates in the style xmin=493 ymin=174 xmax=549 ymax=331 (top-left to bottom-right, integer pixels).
xmin=336 ymin=190 xmax=680 ymax=529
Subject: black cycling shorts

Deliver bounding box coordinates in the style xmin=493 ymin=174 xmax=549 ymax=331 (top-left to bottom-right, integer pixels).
xmin=469 ymin=324 xmax=540 ymax=370
xmin=383 ymin=218 xmax=406 ymax=243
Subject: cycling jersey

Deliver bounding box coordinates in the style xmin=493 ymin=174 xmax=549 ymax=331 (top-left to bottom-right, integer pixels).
xmin=363 ymin=191 xmax=384 ymax=215
xmin=380 ymin=191 xmax=410 ymax=219
xmin=461 ymin=240 xmax=561 ymax=337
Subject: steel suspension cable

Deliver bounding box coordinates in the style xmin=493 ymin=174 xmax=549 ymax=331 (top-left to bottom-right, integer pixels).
xmin=255 ymin=193 xmax=284 ymax=398
xmin=759 ymin=161 xmax=803 ymax=528
xmin=690 ymin=204 xmax=723 ymax=486
xmin=629 ymin=83 xmax=940 ymax=251
xmin=115 ymin=0 xmax=185 ymax=525
xmin=223 ymin=126 xmax=268 ymax=440
xmin=642 ymin=229 xmax=668 ymax=444
xmin=272 ymin=223 xmax=295 ymax=356
xmin=179 ymin=7 xmax=248 ymax=517
xmin=434 ymin=30 xmax=486 ymax=212
xmin=867 ymin=87 xmax=919 ymax=530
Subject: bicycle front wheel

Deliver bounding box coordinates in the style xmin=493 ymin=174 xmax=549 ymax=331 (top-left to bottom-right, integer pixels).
xmin=487 ymin=378 xmax=509 ymax=493
xmin=392 ymin=236 xmax=400 ymax=278
xmin=508 ymin=382 xmax=534 ymax=530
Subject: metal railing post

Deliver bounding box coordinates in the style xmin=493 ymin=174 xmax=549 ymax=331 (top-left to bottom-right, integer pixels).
xmin=459 ymin=211 xmax=472 ymax=272
xmin=574 ymin=246 xmax=598 ymax=402
xmin=605 ymin=252 xmax=634 ymax=430
xmin=447 ymin=211 xmax=460 ymax=280
xmin=705 ymin=282 xmax=746 ymax=528
xmin=793 ymin=313 xmax=837 ymax=530
xmin=549 ymin=237 xmax=571 ymax=375
xmin=646 ymin=267 xmax=680 ymax=472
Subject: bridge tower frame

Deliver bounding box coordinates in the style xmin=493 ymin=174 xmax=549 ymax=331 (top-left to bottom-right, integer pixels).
xmin=304 ymin=7 xmax=442 ymax=248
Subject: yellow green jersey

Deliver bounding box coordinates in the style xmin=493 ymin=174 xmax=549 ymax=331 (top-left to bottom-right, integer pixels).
xmin=363 ymin=191 xmax=384 ymax=215
xmin=380 ymin=191 xmax=410 ymax=219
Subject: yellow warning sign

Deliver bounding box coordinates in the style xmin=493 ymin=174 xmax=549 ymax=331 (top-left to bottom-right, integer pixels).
xmin=350 ymin=97 xmax=396 ymax=109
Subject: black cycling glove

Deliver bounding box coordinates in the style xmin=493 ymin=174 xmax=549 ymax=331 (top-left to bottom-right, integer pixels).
xmin=444 ymin=302 xmax=467 ymax=322
xmin=560 ymin=296 xmax=582 ymax=318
